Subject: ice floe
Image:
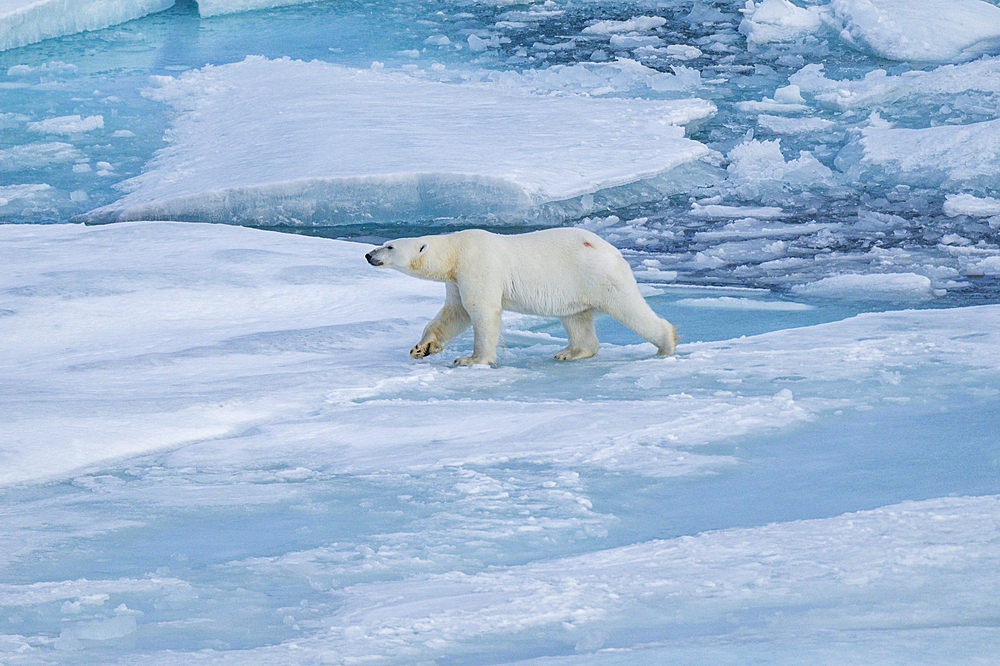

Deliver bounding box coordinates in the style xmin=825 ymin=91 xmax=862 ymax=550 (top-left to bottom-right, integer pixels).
xmin=0 ymin=0 xmax=173 ymax=51
xmin=88 ymin=57 xmax=716 ymax=225
xmin=828 ymin=0 xmax=1000 ymax=63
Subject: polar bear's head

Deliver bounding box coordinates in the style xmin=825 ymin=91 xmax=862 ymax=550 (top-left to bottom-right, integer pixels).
xmin=366 ymin=236 xmax=453 ymax=281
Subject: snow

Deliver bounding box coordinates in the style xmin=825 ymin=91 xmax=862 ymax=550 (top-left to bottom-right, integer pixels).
xmin=87 ymin=57 xmax=715 ymax=226
xmin=1 ymin=221 xmax=998 ymax=665
xmin=0 ymin=0 xmax=174 ymax=52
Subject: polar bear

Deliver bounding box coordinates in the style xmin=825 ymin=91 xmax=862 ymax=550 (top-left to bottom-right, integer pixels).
xmin=365 ymin=228 xmax=676 ymax=366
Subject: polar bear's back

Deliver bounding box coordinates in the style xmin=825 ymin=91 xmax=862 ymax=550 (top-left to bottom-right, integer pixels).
xmin=452 ymin=228 xmax=635 ymax=317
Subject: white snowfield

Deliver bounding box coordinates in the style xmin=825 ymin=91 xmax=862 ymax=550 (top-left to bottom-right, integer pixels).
xmin=89 ymin=57 xmax=716 ymax=225
xmin=1 ymin=222 xmax=998 ymax=664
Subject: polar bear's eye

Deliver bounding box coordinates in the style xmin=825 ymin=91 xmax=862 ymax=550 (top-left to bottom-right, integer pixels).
xmin=419 ymin=244 xmax=427 ymax=253
xmin=386 ymin=245 xmax=394 ymax=250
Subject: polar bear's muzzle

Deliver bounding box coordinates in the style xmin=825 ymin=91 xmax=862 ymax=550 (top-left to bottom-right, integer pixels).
xmin=365 ymin=250 xmax=384 ymax=267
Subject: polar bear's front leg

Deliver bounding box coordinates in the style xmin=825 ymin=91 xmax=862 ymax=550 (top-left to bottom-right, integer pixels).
xmin=411 ymin=282 xmax=471 ymax=359
xmin=453 ymin=302 xmax=502 ymax=367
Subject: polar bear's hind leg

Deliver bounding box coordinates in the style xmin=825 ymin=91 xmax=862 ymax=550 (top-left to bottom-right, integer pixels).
xmin=602 ymin=286 xmax=677 ymax=357
xmin=555 ymin=310 xmax=600 ymax=361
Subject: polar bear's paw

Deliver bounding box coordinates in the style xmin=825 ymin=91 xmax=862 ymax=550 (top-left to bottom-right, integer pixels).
xmin=554 ymin=345 xmax=598 ymax=361
xmin=410 ymin=340 xmax=442 ymax=359
xmin=452 ymin=355 xmax=498 ymax=368
xmin=655 ymin=324 xmax=678 ymax=357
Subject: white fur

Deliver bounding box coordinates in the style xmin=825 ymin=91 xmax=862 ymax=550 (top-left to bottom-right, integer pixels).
xmin=365 ymin=228 xmax=677 ymax=366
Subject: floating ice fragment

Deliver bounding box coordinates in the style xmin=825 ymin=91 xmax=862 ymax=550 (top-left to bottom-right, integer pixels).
xmin=791 ymin=58 xmax=1000 ymax=112
xmin=196 ymin=0 xmax=321 ymax=18
xmin=666 ymin=44 xmax=703 ymax=60
xmin=726 ymin=139 xmax=836 ymax=201
xmin=0 ymin=141 xmax=84 ymax=170
xmin=690 ymin=203 xmax=787 ymax=219
xmin=968 ymin=256 xmax=1000 ymax=275
xmin=27 ymin=115 xmax=104 ymax=135
xmin=0 ymin=183 xmax=51 ymax=208
xmin=675 ymin=297 xmax=814 ymax=311
xmin=610 ymin=34 xmax=663 ymax=49
xmin=583 ymin=16 xmax=667 ymax=35
xmin=772 ymin=84 xmax=805 ymax=104
xmin=943 ymin=193 xmax=1000 ymax=218
xmin=791 ymin=273 xmax=939 ymax=301
xmin=757 ymin=114 xmax=836 ymax=134
xmin=739 ymin=0 xmax=826 ymax=47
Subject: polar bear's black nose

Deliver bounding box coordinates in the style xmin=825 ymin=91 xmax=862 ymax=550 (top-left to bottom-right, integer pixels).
xmin=365 ymin=251 xmax=382 ymax=267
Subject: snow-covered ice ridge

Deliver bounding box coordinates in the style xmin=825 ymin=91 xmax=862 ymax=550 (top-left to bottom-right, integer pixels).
xmin=1 ymin=222 xmax=999 ymax=664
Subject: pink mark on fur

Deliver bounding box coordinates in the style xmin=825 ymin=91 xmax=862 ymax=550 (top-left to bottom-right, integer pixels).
xmin=583 ymin=241 xmax=594 ymax=248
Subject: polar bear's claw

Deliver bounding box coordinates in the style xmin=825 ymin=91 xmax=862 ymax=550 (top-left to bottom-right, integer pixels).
xmin=410 ymin=340 xmax=442 ymax=359
xmin=554 ymin=346 xmax=598 ymax=361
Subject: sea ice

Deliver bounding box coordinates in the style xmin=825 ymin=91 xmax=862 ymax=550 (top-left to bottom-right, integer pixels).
xmin=0 ymin=0 xmax=174 ymax=51
xmin=726 ymin=138 xmax=836 ymax=201
xmin=88 ymin=57 xmax=716 ymax=225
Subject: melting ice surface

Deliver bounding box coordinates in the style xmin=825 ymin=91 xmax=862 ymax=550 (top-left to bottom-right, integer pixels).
xmin=2 ymin=0 xmax=1000 ymax=665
